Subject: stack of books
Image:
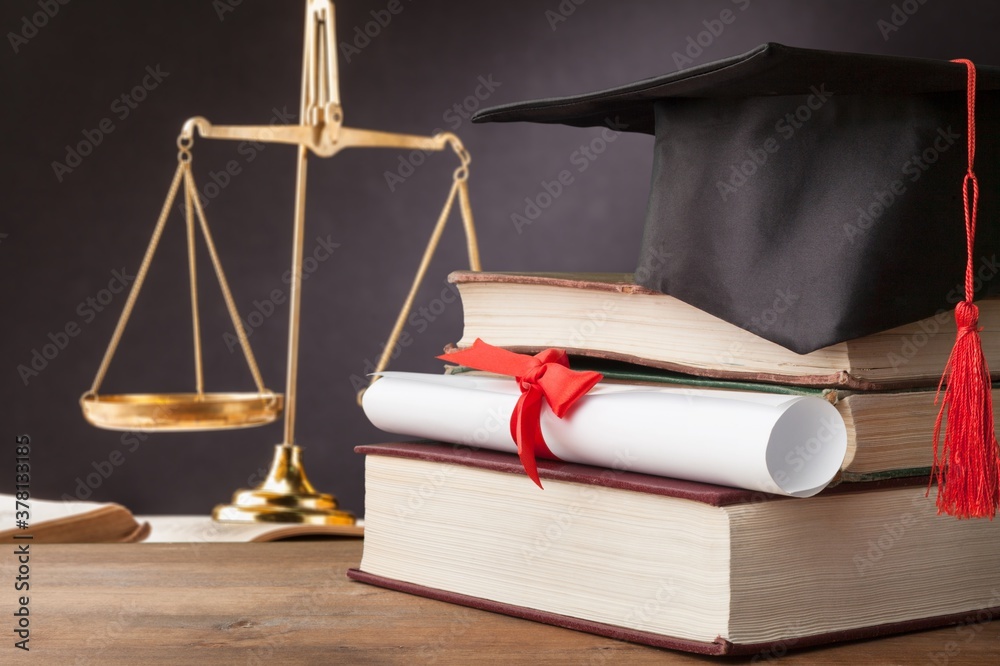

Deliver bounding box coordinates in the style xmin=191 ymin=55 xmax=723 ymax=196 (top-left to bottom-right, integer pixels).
xmin=350 ymin=41 xmax=1000 ymax=655
xmin=348 ymin=271 xmax=1000 ymax=656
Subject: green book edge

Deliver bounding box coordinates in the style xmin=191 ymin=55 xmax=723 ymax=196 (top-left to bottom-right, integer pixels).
xmin=447 ymin=360 xmax=1000 ymax=404
xmin=841 ymin=467 xmax=932 ymax=482
xmin=446 ymin=361 xmax=834 ymax=398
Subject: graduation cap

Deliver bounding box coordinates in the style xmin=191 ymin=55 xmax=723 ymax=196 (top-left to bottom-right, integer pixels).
xmin=472 ymin=43 xmax=1000 ymax=518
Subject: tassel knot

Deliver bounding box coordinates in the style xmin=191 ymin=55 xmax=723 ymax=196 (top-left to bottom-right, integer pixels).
xmin=954 ymin=300 xmax=979 ymax=331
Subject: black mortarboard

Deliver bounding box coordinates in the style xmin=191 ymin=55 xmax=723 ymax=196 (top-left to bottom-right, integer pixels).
xmin=472 ymin=43 xmax=1000 ymax=355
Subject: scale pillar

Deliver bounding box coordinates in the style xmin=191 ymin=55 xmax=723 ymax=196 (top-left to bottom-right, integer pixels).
xmin=213 ymin=2 xmax=354 ymax=525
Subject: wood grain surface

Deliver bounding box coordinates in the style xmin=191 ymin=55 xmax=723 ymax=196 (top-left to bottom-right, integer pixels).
xmin=2 ymin=542 xmax=997 ymax=664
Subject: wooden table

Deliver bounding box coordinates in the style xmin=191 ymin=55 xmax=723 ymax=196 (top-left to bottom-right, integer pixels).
xmin=3 ymin=541 xmax=998 ymax=664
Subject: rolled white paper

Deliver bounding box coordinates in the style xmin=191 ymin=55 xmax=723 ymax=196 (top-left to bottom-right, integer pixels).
xmin=362 ymin=372 xmax=848 ymax=497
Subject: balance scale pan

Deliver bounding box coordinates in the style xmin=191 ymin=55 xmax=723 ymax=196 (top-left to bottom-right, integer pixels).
xmin=80 ymin=393 xmax=283 ymax=432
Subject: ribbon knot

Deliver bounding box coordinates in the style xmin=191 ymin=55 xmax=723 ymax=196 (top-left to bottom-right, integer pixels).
xmin=519 ymin=359 xmax=547 ymax=389
xmin=439 ymin=339 xmax=603 ymax=487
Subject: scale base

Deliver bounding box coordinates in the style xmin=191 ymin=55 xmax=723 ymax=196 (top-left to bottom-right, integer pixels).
xmin=212 ymin=443 xmax=355 ymax=525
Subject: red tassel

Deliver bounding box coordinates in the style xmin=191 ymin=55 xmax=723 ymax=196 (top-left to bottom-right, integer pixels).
xmin=931 ymin=60 xmax=1000 ymax=519
xmin=933 ymin=302 xmax=1000 ymax=518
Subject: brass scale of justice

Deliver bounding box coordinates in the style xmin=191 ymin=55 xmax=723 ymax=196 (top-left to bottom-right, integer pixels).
xmin=79 ymin=0 xmax=481 ymax=525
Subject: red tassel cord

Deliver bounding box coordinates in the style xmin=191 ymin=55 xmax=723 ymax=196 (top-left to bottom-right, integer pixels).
xmin=931 ymin=59 xmax=1000 ymax=519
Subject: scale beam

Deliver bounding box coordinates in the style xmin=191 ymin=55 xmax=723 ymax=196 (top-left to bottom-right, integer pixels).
xmin=179 ymin=116 xmax=461 ymax=158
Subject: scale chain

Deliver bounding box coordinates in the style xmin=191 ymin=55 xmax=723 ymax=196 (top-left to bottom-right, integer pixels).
xmin=359 ymin=154 xmax=481 ymax=404
xmin=183 ymin=170 xmax=268 ymax=395
xmin=184 ymin=164 xmax=205 ymax=396
xmin=87 ymin=162 xmax=187 ymax=395
xmin=87 ymin=147 xmax=269 ymax=399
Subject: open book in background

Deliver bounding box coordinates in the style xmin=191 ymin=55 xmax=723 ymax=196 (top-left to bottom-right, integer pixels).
xmin=0 ymin=495 xmax=150 ymax=543
xmin=141 ymin=516 xmax=363 ymax=542
xmin=0 ymin=495 xmax=363 ymax=543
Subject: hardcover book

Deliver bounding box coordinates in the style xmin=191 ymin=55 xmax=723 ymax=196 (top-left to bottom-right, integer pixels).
xmin=448 ymin=271 xmax=1000 ymax=390
xmin=349 ymin=443 xmax=1000 ymax=656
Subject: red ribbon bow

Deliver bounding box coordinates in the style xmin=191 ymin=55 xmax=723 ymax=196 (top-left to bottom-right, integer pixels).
xmin=439 ymin=339 xmax=603 ymax=488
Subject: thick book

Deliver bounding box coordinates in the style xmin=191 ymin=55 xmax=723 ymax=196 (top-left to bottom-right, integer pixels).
xmin=448 ymin=271 xmax=1000 ymax=390
xmin=348 ymin=443 xmax=1000 ymax=656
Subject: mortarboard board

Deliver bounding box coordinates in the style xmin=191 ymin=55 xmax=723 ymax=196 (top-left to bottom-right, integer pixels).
xmin=472 ymin=43 xmax=1000 ymax=518
xmin=471 ymin=42 xmax=1000 ymax=355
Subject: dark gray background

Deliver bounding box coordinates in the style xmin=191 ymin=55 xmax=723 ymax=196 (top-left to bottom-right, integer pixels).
xmin=3 ymin=0 xmax=998 ymax=515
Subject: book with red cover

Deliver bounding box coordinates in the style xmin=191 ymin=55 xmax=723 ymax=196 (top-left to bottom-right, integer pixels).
xmin=348 ymin=442 xmax=1000 ymax=656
